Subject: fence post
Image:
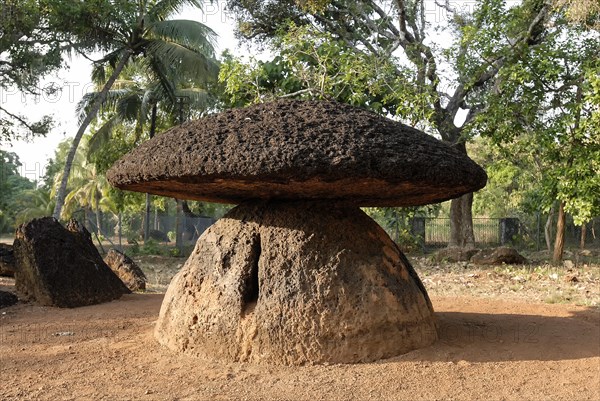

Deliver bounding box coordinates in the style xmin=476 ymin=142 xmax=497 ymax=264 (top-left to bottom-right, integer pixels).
xmin=499 ymin=218 xmax=520 ymax=246
xmin=411 ymin=217 xmax=426 ymax=251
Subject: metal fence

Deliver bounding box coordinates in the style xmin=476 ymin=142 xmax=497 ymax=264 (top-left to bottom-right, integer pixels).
xmin=72 ymin=210 xmax=217 ymax=248
xmin=409 ymin=217 xmax=521 ymax=248
xmin=20 ymin=209 xmax=598 ymax=254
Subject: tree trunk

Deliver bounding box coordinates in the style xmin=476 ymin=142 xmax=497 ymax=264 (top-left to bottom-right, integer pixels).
xmin=94 ymin=190 xmax=102 ymax=236
xmin=143 ymin=103 xmax=158 ymax=242
xmin=545 ymin=205 xmax=555 ymax=251
xmin=52 ymin=50 xmax=131 ymax=220
xmin=461 ymin=192 xmax=475 ymax=249
xmin=580 ymin=223 xmax=586 ymax=250
xmin=448 ymin=194 xmax=476 ymax=248
xmin=448 ymin=197 xmax=462 ymax=247
xmin=447 ymin=142 xmax=476 ymax=248
xmin=553 ymin=201 xmax=566 ymax=263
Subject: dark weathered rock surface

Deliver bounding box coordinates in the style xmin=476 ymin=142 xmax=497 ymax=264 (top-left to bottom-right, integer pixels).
xmin=155 ymin=201 xmax=438 ymax=365
xmin=0 ymin=243 xmax=15 ymax=277
xmin=14 ymin=217 xmax=130 ymax=308
xmin=104 ymin=249 xmax=147 ymax=291
xmin=434 ymin=247 xmax=481 ymax=263
xmin=108 ymin=100 xmax=486 ymax=206
xmin=0 ymin=290 xmax=18 ymax=308
xmin=470 ymin=247 xmax=528 ymax=265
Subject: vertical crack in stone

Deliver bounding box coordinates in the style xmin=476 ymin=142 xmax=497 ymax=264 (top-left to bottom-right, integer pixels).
xmin=241 ymin=233 xmax=261 ymax=315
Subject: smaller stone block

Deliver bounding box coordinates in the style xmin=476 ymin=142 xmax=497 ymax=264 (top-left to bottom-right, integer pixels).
xmin=104 ymin=249 xmax=147 ymax=291
xmin=470 ymin=247 xmax=528 ymax=265
xmin=14 ymin=217 xmax=130 ymax=308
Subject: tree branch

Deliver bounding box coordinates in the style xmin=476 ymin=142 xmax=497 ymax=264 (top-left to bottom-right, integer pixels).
xmin=0 ymin=106 xmax=38 ymax=133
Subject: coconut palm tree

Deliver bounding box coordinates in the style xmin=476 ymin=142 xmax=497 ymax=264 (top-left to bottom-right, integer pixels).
xmin=78 ymin=59 xmax=215 ymax=241
xmin=50 ymin=137 xmax=109 ymax=234
xmin=79 ymin=61 xmax=214 ymax=157
xmin=52 ymin=0 xmax=218 ymax=219
xmin=14 ymin=189 xmax=55 ymax=226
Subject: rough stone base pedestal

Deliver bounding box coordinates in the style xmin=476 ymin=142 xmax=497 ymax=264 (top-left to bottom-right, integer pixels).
xmin=155 ymin=201 xmax=437 ymax=365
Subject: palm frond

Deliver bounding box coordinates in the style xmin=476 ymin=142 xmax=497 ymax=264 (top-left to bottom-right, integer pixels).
xmin=149 ymin=0 xmax=205 ymax=20
xmin=145 ymin=55 xmax=178 ymax=103
xmin=91 ymin=63 xmax=106 ymax=85
xmin=112 ymin=79 xmax=139 ymax=90
xmin=76 ymin=89 xmax=137 ymax=123
xmin=140 ymin=87 xmax=160 ymax=125
xmin=87 ymin=116 xmax=119 ymax=157
xmin=145 ymin=39 xmax=219 ymax=83
xmin=91 ymin=49 xmax=125 ymax=85
xmin=116 ymin=92 xmax=144 ymax=122
xmin=149 ymin=20 xmax=217 ymax=56
xmin=76 ymin=92 xmax=98 ymax=123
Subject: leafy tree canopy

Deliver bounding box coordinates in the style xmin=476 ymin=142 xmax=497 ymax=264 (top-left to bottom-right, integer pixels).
xmin=0 ymin=150 xmax=36 ymax=232
xmin=471 ymin=19 xmax=600 ymax=226
xmin=219 ymin=25 xmax=434 ymax=127
xmin=0 ymin=0 xmax=126 ymax=142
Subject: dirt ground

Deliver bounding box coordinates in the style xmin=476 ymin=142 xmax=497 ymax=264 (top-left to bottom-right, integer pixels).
xmin=1 ymin=253 xmax=599 ymax=401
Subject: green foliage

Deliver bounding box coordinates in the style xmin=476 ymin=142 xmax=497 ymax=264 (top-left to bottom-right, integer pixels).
xmin=363 ymin=205 xmax=441 ymax=252
xmin=219 ymin=25 xmax=434 ymax=125
xmin=169 ymin=247 xmax=182 ymax=257
xmin=0 ymin=150 xmax=36 ymax=232
xmin=79 ymin=0 xmax=219 ymax=99
xmin=0 ymin=0 xmax=141 ymax=143
xmin=83 ymin=59 xmax=217 ymax=166
xmin=12 ymin=188 xmax=55 ymax=226
xmin=222 ymin=0 xmax=559 ymax=247
xmin=471 ymin=21 xmax=600 ymax=226
xmin=554 ymin=0 xmax=600 ymax=30
xmin=185 ymin=200 xmax=233 ymax=219
xmin=127 ymin=239 xmax=183 ymax=257
xmin=0 ymin=0 xmax=67 ymax=142
xmin=137 ymin=239 xmax=161 ymax=255
xmin=53 ymin=0 xmax=220 ymax=219
xmin=45 ymin=137 xmax=139 ymax=222
xmin=469 ymin=137 xmax=541 ymax=218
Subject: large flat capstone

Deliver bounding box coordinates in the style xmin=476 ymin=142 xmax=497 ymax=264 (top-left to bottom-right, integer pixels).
xmin=107 ymin=100 xmax=486 ymax=206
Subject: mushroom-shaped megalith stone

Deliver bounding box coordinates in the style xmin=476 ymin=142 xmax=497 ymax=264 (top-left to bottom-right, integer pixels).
xmin=107 ymin=100 xmax=487 ymax=365
xmin=107 ymin=100 xmax=486 ymax=207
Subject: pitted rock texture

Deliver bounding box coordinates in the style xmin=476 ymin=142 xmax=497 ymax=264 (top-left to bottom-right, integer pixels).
xmin=14 ymin=217 xmax=130 ymax=308
xmin=104 ymin=249 xmax=147 ymax=291
xmin=108 ymin=100 xmax=486 ymax=206
xmin=155 ymin=201 xmax=438 ymax=365
xmin=0 ymin=243 xmax=15 ymax=277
